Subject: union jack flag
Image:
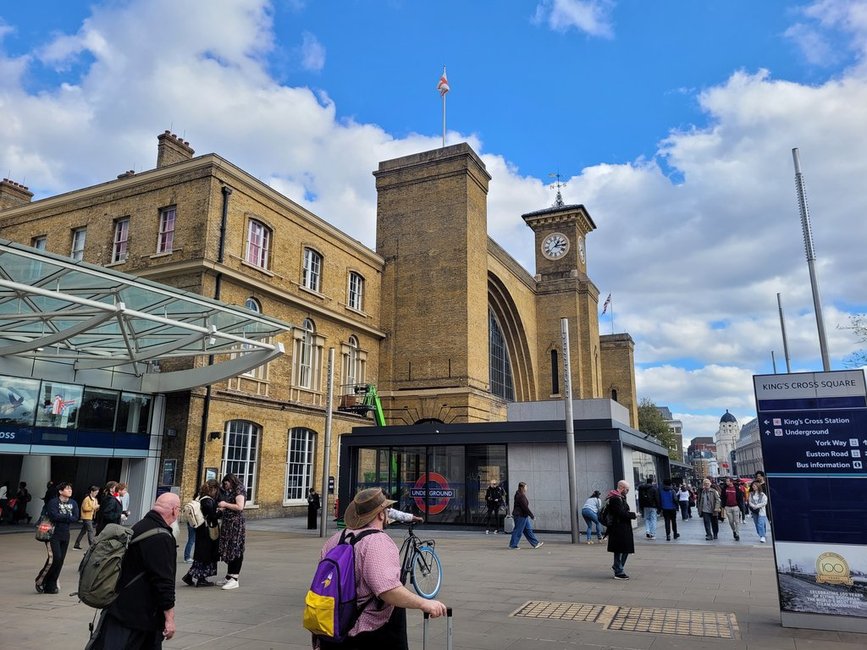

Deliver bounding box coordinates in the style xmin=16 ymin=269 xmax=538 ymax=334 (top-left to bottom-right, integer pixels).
xmin=601 ymin=293 xmax=612 ymax=315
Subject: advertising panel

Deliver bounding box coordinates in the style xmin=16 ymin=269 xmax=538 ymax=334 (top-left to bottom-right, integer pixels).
xmin=754 ymin=370 xmax=867 ymax=632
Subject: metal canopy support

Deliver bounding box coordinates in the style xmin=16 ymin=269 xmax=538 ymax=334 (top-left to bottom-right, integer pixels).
xmin=0 ymin=240 xmax=291 ymax=392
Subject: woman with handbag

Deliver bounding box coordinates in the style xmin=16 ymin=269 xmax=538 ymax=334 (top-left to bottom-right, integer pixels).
xmin=34 ymin=481 xmax=79 ymax=594
xmin=181 ymin=479 xmax=221 ymax=587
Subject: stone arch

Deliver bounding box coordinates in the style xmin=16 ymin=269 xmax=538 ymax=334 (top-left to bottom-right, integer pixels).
xmin=488 ymin=272 xmax=535 ymax=401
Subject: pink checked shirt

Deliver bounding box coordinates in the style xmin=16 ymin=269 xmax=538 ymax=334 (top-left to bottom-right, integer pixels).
xmin=319 ymin=525 xmax=403 ymax=636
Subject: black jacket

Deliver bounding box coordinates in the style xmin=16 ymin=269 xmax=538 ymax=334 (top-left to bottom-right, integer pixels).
xmin=46 ymin=497 xmax=79 ymax=541
xmin=605 ymin=493 xmax=637 ymax=554
xmin=107 ymin=510 xmax=177 ymax=632
xmin=97 ymin=493 xmax=122 ymax=529
xmin=637 ymin=482 xmax=660 ymax=509
xmin=485 ymin=486 xmax=505 ymax=509
xmin=512 ymin=491 xmax=534 ymax=518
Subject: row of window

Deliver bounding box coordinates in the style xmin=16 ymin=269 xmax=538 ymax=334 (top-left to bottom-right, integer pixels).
xmin=220 ymin=422 xmax=316 ymax=505
xmin=0 ymin=375 xmax=152 ymax=434
xmin=33 ymin=213 xmax=367 ymax=311
xmin=239 ymin=300 xmax=367 ymax=392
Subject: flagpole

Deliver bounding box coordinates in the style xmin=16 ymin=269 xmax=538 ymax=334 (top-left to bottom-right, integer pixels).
xmin=610 ymin=297 xmax=615 ymax=334
xmin=442 ymin=92 xmax=446 ymax=148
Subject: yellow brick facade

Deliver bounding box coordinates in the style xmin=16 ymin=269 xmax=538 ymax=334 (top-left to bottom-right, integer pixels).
xmin=0 ymin=133 xmax=639 ymax=517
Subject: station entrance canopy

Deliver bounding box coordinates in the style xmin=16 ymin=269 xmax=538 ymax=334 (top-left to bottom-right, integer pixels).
xmin=0 ymin=239 xmax=289 ymax=393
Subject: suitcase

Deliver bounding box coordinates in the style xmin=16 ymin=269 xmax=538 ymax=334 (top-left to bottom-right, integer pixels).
xmin=422 ymin=607 xmax=453 ymax=650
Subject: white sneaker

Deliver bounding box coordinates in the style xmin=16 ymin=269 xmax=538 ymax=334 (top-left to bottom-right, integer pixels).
xmin=533 ymin=542 xmax=544 ymax=549
xmin=221 ymin=578 xmax=239 ymax=590
xmin=485 ymin=530 xmax=490 ymax=535
xmin=760 ymin=536 xmax=766 ymax=543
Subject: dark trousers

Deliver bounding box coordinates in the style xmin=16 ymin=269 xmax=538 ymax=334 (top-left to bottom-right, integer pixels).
xmin=611 ymin=552 xmax=629 ymax=576
xmin=86 ymin=611 xmax=162 ymax=650
xmin=307 ymin=505 xmax=319 ymax=529
xmin=679 ymin=501 xmax=690 ymax=520
xmin=484 ymin=505 xmax=501 ymax=530
xmin=227 ymin=555 xmax=243 ymax=575
xmin=702 ymin=512 xmax=719 ymax=538
xmin=35 ymin=536 xmax=69 ymax=591
xmin=318 ymin=606 xmax=408 ymax=650
xmin=75 ymin=520 xmax=96 ymax=547
xmin=662 ymin=509 xmax=678 ymax=537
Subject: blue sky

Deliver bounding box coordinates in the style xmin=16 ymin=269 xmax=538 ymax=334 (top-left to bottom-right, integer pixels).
xmin=2 ymin=0 xmax=866 ymax=446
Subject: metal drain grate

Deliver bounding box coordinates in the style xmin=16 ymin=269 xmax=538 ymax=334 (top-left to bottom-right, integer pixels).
xmin=510 ymin=601 xmax=607 ymax=622
xmin=511 ymin=601 xmax=740 ymax=639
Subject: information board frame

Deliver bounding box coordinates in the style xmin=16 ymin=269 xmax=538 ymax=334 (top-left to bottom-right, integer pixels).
xmin=754 ymin=369 xmax=867 ymax=633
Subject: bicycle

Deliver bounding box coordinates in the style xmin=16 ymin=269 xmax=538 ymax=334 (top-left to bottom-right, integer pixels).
xmin=398 ymin=522 xmax=443 ymax=599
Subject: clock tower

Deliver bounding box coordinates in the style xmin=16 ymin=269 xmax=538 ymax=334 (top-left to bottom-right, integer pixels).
xmin=523 ymin=200 xmax=600 ymax=400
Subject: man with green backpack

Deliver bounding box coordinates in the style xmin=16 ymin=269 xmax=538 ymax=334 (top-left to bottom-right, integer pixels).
xmin=84 ymin=492 xmax=180 ymax=649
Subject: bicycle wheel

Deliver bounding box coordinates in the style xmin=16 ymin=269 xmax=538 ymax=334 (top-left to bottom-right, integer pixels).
xmin=410 ymin=545 xmax=442 ymax=599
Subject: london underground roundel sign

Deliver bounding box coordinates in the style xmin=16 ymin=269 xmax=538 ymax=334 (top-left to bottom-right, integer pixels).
xmin=409 ymin=472 xmax=454 ymax=515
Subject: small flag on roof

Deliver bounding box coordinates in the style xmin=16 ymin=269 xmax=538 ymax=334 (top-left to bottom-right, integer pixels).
xmin=437 ymin=67 xmax=450 ymax=96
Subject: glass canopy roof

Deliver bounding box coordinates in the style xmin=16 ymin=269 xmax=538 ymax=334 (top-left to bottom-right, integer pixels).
xmin=0 ymin=239 xmax=290 ymax=392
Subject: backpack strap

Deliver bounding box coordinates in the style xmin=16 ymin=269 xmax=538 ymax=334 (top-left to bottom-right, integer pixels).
xmin=339 ymin=528 xmax=382 ymax=546
xmin=121 ymin=527 xmax=173 ymax=592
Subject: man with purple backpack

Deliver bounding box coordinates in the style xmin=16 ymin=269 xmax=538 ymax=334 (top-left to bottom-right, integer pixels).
xmin=307 ymin=487 xmax=446 ymax=649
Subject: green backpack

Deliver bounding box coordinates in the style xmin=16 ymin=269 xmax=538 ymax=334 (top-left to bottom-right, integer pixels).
xmin=76 ymin=523 xmax=171 ymax=609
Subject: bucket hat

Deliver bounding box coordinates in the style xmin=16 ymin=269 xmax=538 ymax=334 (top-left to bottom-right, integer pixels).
xmin=344 ymin=488 xmax=396 ymax=529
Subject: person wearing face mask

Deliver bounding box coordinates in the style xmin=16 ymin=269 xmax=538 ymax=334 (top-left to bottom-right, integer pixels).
xmin=86 ymin=492 xmax=179 ymax=649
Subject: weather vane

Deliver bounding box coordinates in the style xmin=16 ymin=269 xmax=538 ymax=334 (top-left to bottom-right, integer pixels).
xmin=548 ymin=171 xmax=565 ymax=207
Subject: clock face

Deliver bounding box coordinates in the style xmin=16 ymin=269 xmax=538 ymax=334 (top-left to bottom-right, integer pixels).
xmin=541 ymin=232 xmax=570 ymax=260
xmin=577 ymin=236 xmax=585 ymax=263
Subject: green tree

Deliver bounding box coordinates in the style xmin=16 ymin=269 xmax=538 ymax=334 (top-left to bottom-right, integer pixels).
xmin=844 ymin=314 xmax=867 ymax=367
xmin=637 ymin=398 xmax=679 ymax=458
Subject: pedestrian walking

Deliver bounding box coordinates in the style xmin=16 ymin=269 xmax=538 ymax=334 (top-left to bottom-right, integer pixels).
xmin=698 ymin=478 xmax=721 ymax=541
xmin=606 ymin=480 xmax=636 ymax=579
xmin=637 ymin=475 xmax=660 ymax=539
xmin=312 ymin=488 xmax=446 ymax=648
xmin=35 ymin=481 xmax=79 ymax=594
xmin=85 ymin=493 xmax=179 ymax=648
xmin=73 ymin=485 xmax=100 ymax=549
xmin=95 ymin=481 xmax=121 ymax=535
xmin=721 ymin=477 xmax=744 ymax=541
xmin=677 ymin=484 xmax=691 ymax=521
xmin=508 ymin=482 xmax=543 ymax=549
xmin=181 ymin=480 xmax=220 ymax=587
xmin=659 ymin=479 xmax=679 ymax=541
xmin=580 ymin=491 xmax=604 ymax=544
xmin=484 ymin=480 xmax=506 ymax=534
xmin=748 ymin=480 xmax=769 ymax=543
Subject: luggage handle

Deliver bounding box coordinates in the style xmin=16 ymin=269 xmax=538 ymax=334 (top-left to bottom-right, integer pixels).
xmin=422 ymin=607 xmax=452 ymax=650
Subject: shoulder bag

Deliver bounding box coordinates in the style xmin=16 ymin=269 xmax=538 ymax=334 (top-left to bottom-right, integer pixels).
xmin=35 ymin=515 xmax=55 ymax=542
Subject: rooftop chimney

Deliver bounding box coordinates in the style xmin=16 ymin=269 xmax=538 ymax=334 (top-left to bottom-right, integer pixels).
xmin=156 ymin=130 xmax=195 ymax=168
xmin=0 ymin=178 xmax=34 ymax=210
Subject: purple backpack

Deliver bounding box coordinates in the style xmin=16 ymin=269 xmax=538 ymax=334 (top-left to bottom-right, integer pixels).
xmin=303 ymin=529 xmax=381 ymax=641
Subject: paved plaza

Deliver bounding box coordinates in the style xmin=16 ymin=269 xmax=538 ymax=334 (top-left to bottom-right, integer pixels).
xmin=0 ymin=513 xmax=864 ymax=649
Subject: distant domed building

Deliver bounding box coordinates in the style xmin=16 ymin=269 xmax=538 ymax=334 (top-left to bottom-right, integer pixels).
xmin=716 ymin=410 xmax=739 ymax=475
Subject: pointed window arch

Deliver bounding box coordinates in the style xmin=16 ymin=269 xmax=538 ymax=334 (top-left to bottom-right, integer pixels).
xmin=489 ymin=308 xmax=514 ymax=401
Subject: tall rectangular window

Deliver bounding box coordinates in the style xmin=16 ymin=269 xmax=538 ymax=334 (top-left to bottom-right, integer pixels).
xmin=157 ymin=206 xmax=176 ymax=253
xmin=222 ymin=420 xmax=260 ymax=503
xmin=284 ymin=428 xmax=316 ymax=503
xmin=112 ymin=218 xmax=129 ymax=263
xmin=348 ymin=272 xmax=364 ymax=311
xmin=302 ymin=248 xmax=322 ymax=292
xmin=71 ymin=228 xmax=86 ymax=261
xmin=245 ymin=220 xmax=271 ymax=269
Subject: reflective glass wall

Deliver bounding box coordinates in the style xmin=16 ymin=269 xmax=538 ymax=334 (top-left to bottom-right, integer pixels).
xmin=352 ymin=443 xmax=507 ymax=526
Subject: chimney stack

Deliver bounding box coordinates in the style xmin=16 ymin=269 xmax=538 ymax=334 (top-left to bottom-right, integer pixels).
xmin=156 ymin=130 xmax=195 ymax=168
xmin=0 ymin=178 xmax=34 ymax=210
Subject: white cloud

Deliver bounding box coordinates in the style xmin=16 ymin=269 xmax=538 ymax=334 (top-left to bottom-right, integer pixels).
xmin=2 ymin=0 xmax=867 ymax=442
xmin=299 ymin=31 xmax=325 ymax=72
xmin=533 ymin=0 xmax=615 ymax=38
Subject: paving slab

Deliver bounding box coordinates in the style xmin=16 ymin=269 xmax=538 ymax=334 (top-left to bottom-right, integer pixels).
xmin=0 ymin=514 xmax=863 ymax=649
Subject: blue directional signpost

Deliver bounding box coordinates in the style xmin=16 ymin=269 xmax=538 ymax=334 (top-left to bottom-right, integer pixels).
xmin=754 ymin=370 xmax=867 ymax=632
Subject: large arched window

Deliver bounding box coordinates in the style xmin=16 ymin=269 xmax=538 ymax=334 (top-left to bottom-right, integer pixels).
xmin=222 ymin=420 xmax=260 ymax=503
xmin=285 ymin=427 xmax=317 ymax=504
xmin=489 ymin=308 xmax=514 ymax=401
